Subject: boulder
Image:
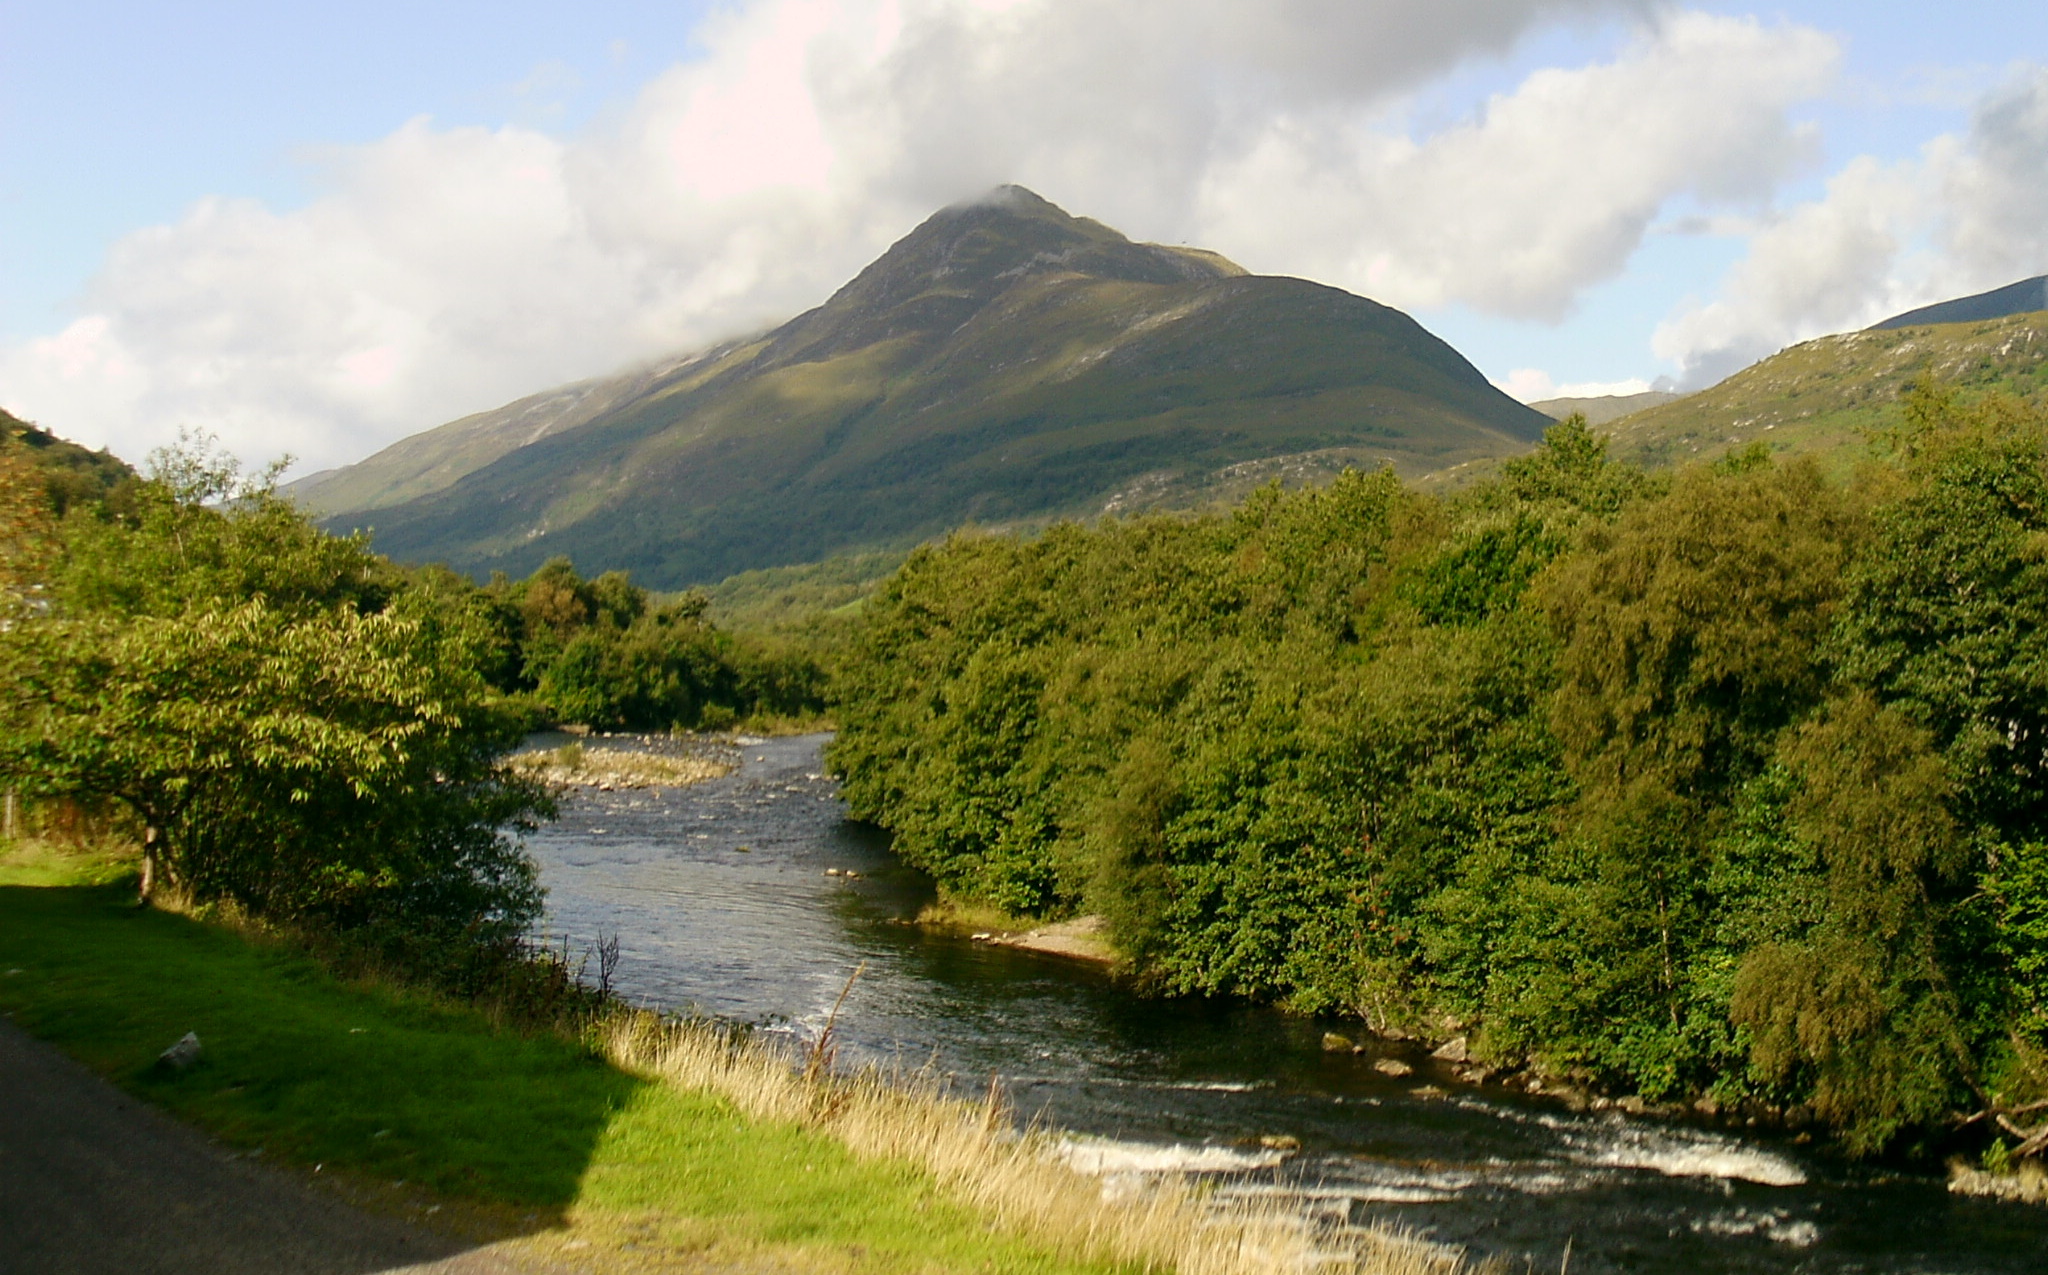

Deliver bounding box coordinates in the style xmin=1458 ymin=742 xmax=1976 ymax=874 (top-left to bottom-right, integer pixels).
xmin=1321 ymin=1032 xmax=1355 ymax=1052
xmin=156 ymin=1032 xmax=202 ymax=1072
xmin=1373 ymin=1058 xmax=1416 ymax=1078
xmin=1430 ymin=1035 xmax=1469 ymax=1063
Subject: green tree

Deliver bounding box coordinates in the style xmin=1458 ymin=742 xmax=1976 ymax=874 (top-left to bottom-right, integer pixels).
xmin=1730 ymin=695 xmax=1972 ymax=1152
xmin=0 ymin=439 xmax=549 ymax=937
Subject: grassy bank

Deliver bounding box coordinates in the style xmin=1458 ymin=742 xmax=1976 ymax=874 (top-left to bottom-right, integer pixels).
xmin=0 ymin=842 xmax=1473 ymax=1274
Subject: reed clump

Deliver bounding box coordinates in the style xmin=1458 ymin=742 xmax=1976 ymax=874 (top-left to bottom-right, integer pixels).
xmin=601 ymin=1010 xmax=1483 ymax=1275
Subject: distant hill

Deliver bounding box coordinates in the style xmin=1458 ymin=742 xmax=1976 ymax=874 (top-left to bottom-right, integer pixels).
xmin=1600 ymin=311 xmax=2048 ymax=470
xmin=302 ymin=186 xmax=1549 ymax=588
xmin=1 ymin=408 xmax=136 ymax=515
xmin=1530 ymin=391 xmax=1682 ymax=426
xmin=1870 ymin=275 xmax=2047 ymax=330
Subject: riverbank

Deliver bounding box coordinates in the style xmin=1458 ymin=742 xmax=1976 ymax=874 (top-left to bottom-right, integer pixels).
xmin=0 ymin=840 xmax=1475 ymax=1275
xmin=913 ymin=901 xmax=1118 ymax=966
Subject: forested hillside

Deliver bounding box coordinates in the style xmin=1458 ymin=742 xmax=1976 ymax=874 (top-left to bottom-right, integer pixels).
xmin=830 ymin=388 xmax=2048 ymax=1156
xmin=2 ymin=407 xmax=137 ymax=515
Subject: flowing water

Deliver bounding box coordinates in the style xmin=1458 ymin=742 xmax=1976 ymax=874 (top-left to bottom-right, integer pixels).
xmin=527 ymin=732 xmax=2047 ymax=1274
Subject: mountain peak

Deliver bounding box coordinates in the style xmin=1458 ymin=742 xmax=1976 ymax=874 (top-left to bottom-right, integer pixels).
xmin=308 ymin=190 xmax=1544 ymax=587
xmin=1870 ymin=274 xmax=2048 ymax=330
xmin=945 ymin=183 xmax=1066 ymax=217
xmin=762 ymin=185 xmax=1243 ymax=367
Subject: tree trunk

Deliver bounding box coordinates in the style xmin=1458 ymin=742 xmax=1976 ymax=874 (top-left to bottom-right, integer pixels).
xmin=138 ymin=825 xmax=160 ymax=907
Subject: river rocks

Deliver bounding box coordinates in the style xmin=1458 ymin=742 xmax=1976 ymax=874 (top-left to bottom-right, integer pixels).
xmin=508 ymin=741 xmax=736 ymax=790
xmin=1431 ymin=1035 xmax=1470 ymax=1063
xmin=1373 ymin=1058 xmax=1415 ymax=1078
xmin=1321 ymin=1032 xmax=1355 ymax=1052
xmin=1257 ymin=1134 xmax=1301 ymax=1151
xmin=1951 ymin=1162 xmax=2048 ymax=1204
xmin=156 ymin=1032 xmax=202 ymax=1071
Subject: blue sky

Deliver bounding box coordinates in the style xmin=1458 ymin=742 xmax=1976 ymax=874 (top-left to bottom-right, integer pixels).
xmin=4 ymin=1 xmax=2045 ymax=472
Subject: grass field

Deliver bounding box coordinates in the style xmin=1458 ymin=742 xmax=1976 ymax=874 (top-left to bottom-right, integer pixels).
xmin=0 ymin=843 xmax=1122 ymax=1274
xmin=0 ymin=841 xmax=1477 ymax=1274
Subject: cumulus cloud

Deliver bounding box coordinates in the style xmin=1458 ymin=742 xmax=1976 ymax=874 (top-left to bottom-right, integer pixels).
xmin=1196 ymin=12 xmax=1835 ymax=319
xmin=3 ymin=0 xmax=1844 ymax=473
xmin=1656 ymin=64 xmax=2048 ymax=387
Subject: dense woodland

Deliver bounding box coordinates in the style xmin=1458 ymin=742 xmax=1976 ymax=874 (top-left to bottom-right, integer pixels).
xmin=0 ymin=430 xmax=818 ymax=971
xmin=830 ymin=389 xmax=2048 ymax=1156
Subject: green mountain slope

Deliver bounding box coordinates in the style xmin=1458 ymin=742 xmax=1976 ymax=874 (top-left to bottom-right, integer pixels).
xmin=285 ymin=354 xmax=747 ymax=516
xmin=313 ymin=186 xmax=1548 ymax=588
xmin=1601 ymin=310 xmax=2048 ymax=470
xmin=1871 ymin=274 xmax=2047 ymax=330
xmin=1530 ymin=391 xmax=1682 ymax=426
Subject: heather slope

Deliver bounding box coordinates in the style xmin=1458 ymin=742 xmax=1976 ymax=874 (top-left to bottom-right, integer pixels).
xmin=1601 ymin=310 xmax=2048 ymax=470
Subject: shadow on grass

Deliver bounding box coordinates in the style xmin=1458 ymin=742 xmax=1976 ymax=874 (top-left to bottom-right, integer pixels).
xmin=0 ymin=882 xmax=644 ymax=1271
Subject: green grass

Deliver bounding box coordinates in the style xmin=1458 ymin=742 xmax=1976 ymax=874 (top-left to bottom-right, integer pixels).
xmin=0 ymin=846 xmax=1118 ymax=1274
xmin=702 ymin=549 xmax=908 ymax=635
xmin=1601 ymin=311 xmax=2048 ymax=472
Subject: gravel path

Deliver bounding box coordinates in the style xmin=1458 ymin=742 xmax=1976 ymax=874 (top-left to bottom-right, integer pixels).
xmin=0 ymin=1018 xmax=568 ymax=1275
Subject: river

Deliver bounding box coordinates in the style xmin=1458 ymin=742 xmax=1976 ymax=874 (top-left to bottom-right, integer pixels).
xmin=525 ymin=731 xmax=2047 ymax=1274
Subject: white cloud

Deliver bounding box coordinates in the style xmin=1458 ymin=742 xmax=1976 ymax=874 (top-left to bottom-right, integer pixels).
xmin=2 ymin=0 xmax=1844 ymax=474
xmin=1196 ymin=12 xmax=1836 ymax=319
xmin=1656 ymin=64 xmax=2048 ymax=387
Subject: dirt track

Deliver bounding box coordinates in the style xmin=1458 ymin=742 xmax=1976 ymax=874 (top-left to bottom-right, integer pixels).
xmin=0 ymin=1018 xmax=564 ymax=1275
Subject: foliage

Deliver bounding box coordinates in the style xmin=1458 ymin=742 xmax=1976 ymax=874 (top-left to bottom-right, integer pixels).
xmin=2 ymin=406 xmax=137 ymax=518
xmin=0 ymin=436 xmax=549 ymax=940
xmin=831 ymin=398 xmax=2048 ymax=1154
xmin=703 ymin=548 xmax=907 ymax=636
xmin=1 ymin=447 xmax=56 ymax=618
xmin=478 ymin=557 xmax=827 ymax=731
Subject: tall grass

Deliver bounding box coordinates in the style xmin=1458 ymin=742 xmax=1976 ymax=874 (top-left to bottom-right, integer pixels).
xmin=602 ymin=1011 xmax=1485 ymax=1275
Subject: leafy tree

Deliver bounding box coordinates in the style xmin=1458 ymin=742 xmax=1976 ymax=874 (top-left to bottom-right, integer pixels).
xmin=1833 ymin=387 xmax=2048 ymax=841
xmin=1730 ymin=695 xmax=1971 ymax=1152
xmin=0 ymin=438 xmax=549 ymax=938
xmin=0 ymin=447 xmax=55 ymax=619
xmin=827 ymin=398 xmax=2048 ymax=1154
xmin=500 ymin=556 xmax=822 ymax=731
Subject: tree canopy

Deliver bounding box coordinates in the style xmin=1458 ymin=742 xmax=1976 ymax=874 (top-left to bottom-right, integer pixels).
xmin=830 ymin=402 xmax=2048 ymax=1155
